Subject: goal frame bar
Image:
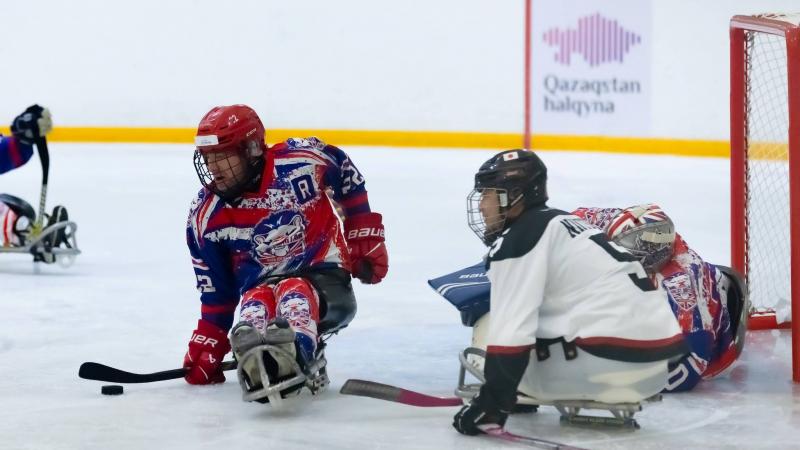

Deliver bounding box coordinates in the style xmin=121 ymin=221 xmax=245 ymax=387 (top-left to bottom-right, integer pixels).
xmin=730 ymin=14 xmax=800 ymax=382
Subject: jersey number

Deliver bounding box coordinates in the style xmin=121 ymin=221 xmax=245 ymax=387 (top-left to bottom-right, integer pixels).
xmin=196 ymin=275 xmax=216 ymax=293
xmin=589 ymin=234 xmax=657 ymax=292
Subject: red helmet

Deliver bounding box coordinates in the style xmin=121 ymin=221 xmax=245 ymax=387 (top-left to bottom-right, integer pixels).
xmin=193 ymin=105 xmax=267 ymax=201
xmin=194 ymin=104 xmax=266 ymax=154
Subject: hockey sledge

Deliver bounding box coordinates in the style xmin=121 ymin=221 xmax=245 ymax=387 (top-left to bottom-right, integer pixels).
xmin=0 ymin=139 xmax=80 ymax=267
xmin=456 ymin=346 xmax=658 ymax=429
xmin=236 ymin=342 xmax=330 ymax=405
xmin=233 ymin=269 xmax=357 ymax=405
xmin=430 ymin=262 xmax=663 ymax=430
xmin=0 ymin=192 xmax=81 ymax=267
xmin=0 ymin=218 xmax=81 ymax=267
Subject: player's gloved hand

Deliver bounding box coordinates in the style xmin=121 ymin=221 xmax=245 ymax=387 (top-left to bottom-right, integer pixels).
xmin=453 ymin=393 xmax=509 ymax=436
xmin=344 ymin=212 xmax=388 ymax=284
xmin=11 ymin=104 xmax=53 ymax=145
xmin=183 ymin=319 xmax=231 ymax=385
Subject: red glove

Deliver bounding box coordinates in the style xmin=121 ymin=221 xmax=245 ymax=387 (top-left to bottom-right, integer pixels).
xmin=183 ymin=319 xmax=231 ymax=385
xmin=344 ymin=212 xmax=388 ymax=284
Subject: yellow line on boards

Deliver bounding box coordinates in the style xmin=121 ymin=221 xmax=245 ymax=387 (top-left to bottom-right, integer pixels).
xmin=532 ymin=135 xmax=730 ymax=158
xmin=0 ymin=126 xmax=732 ymax=158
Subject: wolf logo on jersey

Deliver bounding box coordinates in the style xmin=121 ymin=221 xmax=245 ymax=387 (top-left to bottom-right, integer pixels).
xmin=253 ymin=211 xmax=307 ymax=266
xmin=663 ymin=272 xmax=697 ymax=312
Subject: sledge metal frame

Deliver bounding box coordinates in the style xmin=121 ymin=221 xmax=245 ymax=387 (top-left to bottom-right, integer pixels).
xmin=0 ymin=220 xmax=81 ymax=266
xmin=455 ymin=347 xmax=660 ymax=429
xmin=236 ymin=343 xmax=329 ymax=405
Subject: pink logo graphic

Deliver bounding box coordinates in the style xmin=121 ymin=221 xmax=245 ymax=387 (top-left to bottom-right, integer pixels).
xmin=543 ymin=13 xmax=641 ymax=67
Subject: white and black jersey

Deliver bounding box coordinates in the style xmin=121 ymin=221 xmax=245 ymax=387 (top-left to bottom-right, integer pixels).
xmin=485 ymin=206 xmax=687 ymax=362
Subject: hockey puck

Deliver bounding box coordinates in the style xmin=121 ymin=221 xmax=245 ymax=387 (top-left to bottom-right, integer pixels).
xmin=101 ymin=385 xmax=124 ymax=395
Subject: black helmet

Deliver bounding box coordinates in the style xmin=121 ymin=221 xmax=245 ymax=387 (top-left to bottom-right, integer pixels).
xmin=467 ymin=150 xmax=548 ymax=245
xmin=475 ymin=149 xmax=548 ymax=208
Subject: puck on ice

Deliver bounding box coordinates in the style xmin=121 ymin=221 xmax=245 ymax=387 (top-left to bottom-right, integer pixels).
xmin=101 ymin=385 xmax=124 ymax=395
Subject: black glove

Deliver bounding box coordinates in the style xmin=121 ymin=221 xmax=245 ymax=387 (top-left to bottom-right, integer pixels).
xmin=452 ymin=394 xmax=509 ymax=436
xmin=11 ymin=104 xmax=52 ymax=145
xmin=453 ymin=347 xmax=532 ymax=436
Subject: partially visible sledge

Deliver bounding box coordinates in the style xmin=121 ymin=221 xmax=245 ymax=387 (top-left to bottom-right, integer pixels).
xmin=429 ymin=262 xmax=658 ymax=430
xmin=0 ymin=193 xmax=80 ymax=266
xmin=0 ymin=106 xmax=80 ymax=267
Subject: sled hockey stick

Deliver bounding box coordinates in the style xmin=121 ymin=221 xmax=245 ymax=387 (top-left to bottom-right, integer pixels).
xmin=79 ymin=360 xmax=237 ymax=383
xmin=340 ymin=380 xmax=585 ymax=450
xmin=479 ymin=426 xmax=588 ymax=450
xmin=33 ymin=137 xmax=49 ymax=233
xmin=340 ymin=379 xmax=463 ymax=407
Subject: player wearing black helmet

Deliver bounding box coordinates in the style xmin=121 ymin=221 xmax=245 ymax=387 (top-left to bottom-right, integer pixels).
xmin=453 ymin=149 xmax=688 ymax=436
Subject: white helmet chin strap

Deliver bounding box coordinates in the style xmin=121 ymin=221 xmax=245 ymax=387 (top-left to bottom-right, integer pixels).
xmin=497 ymin=191 xmax=509 ymax=208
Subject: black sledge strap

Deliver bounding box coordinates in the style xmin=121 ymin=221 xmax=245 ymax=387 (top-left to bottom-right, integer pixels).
xmin=535 ymin=337 xmax=578 ymax=362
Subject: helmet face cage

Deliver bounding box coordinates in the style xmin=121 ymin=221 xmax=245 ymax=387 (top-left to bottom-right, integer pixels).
xmin=193 ymin=140 xmax=262 ymax=201
xmin=612 ymin=221 xmax=675 ymax=272
xmin=467 ymin=188 xmax=510 ymax=246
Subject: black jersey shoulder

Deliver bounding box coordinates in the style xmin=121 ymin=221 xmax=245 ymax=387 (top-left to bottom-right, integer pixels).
xmin=488 ymin=207 xmax=570 ymax=263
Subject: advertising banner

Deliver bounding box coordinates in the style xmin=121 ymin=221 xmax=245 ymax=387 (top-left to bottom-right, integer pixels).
xmin=531 ymin=0 xmax=652 ymax=136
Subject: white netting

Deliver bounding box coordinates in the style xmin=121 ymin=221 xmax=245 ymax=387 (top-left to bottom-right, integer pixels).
xmin=744 ymin=30 xmax=792 ymax=323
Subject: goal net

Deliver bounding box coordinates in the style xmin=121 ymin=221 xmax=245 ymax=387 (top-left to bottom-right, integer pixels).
xmin=730 ymin=13 xmax=800 ymax=382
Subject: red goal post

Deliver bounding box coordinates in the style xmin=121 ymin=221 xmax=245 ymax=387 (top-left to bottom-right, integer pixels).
xmin=730 ymin=13 xmax=800 ymax=382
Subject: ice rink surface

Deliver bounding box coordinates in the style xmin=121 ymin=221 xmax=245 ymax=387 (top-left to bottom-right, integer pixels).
xmin=0 ymin=143 xmax=797 ymax=450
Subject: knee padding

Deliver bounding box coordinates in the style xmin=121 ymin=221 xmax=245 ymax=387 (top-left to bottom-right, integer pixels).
xmin=275 ymin=277 xmax=320 ymax=326
xmin=241 ymin=285 xmax=278 ymax=321
xmin=0 ymin=194 xmax=35 ymax=221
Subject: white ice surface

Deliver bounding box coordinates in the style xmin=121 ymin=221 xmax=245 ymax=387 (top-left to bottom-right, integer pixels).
xmin=0 ymin=144 xmax=797 ymax=450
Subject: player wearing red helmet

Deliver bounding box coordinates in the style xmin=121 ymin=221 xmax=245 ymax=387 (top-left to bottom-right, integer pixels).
xmin=183 ymin=105 xmax=388 ymax=404
xmin=192 ymin=105 xmax=268 ymax=201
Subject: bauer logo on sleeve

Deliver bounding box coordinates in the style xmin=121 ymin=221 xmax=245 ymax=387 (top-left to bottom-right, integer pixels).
xmin=195 ymin=135 xmax=219 ymax=146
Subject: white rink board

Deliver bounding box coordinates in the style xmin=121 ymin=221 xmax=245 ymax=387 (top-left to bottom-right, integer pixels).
xmin=0 ymin=0 xmax=798 ymax=140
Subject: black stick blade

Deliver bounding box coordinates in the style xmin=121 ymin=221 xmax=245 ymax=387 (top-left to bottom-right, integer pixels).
xmin=78 ymin=362 xmax=186 ymax=383
xmin=78 ymin=360 xmax=237 ymax=384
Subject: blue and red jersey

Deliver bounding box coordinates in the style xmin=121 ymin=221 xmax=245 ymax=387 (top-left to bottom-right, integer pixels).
xmin=186 ymin=137 xmax=370 ymax=331
xmin=656 ymin=238 xmax=734 ymax=391
xmin=0 ymin=136 xmax=34 ymax=174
